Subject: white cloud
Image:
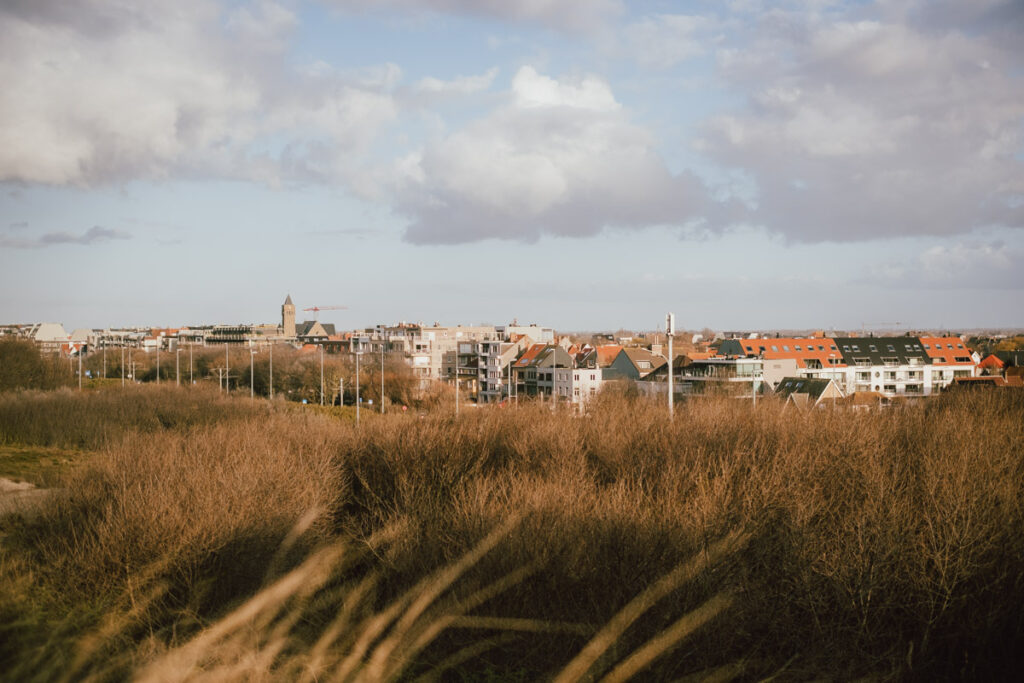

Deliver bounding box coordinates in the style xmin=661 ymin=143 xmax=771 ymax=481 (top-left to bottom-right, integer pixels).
xmin=393 ymin=66 xmax=719 ymax=243
xmin=701 ymin=4 xmax=1024 ymax=241
xmin=415 ymin=68 xmax=498 ymax=95
xmin=511 ymin=66 xmax=619 ymax=111
xmin=0 ymin=0 xmax=398 ymax=187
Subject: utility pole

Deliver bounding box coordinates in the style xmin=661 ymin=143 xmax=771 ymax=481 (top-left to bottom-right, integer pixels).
xmin=667 ymin=313 xmax=675 ymax=419
xmin=176 ymin=346 xmax=180 ymax=386
xmin=156 ymin=342 xmax=160 ymax=385
xmin=269 ymin=344 xmax=274 ymax=399
xmin=78 ymin=347 xmax=82 ymax=390
xmin=225 ymin=343 xmax=229 ymax=393
xmin=189 ymin=342 xmax=193 ymax=385
xmin=320 ymin=346 xmax=325 ymax=406
xmin=121 ymin=345 xmax=125 ymax=387
xmin=455 ymin=348 xmax=459 ymax=416
xmin=355 ymin=352 xmax=361 ymax=427
xmin=103 ymin=345 xmax=106 ymax=380
xmin=380 ymin=341 xmax=385 ymax=414
xmin=250 ymin=347 xmax=255 ymax=399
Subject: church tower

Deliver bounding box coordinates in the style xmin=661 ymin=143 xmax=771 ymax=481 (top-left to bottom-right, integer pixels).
xmin=282 ymin=294 xmax=296 ymax=338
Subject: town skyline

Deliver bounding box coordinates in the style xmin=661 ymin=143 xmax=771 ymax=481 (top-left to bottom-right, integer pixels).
xmin=2 ymin=2 xmax=1022 ymax=330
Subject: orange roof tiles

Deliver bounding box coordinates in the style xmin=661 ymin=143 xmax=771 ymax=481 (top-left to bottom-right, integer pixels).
xmin=515 ymin=343 xmax=549 ymax=367
xmin=595 ymin=345 xmax=623 ymax=367
xmin=741 ymin=338 xmax=845 ymax=368
xmin=919 ymin=337 xmax=974 ymax=365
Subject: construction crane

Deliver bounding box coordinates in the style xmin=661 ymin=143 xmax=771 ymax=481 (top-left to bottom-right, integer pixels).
xmin=303 ymin=305 xmax=348 ymax=321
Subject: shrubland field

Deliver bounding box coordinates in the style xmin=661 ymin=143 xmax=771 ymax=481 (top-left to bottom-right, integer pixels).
xmin=1 ymin=353 xmax=1023 ymax=680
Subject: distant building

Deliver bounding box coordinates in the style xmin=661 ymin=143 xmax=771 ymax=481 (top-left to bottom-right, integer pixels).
xmin=282 ymin=295 xmax=296 ymax=338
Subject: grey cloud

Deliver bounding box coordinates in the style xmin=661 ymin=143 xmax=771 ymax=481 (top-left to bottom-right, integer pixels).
xmin=1 ymin=225 xmax=131 ymax=249
xmin=863 ymin=239 xmax=1024 ymax=290
xmin=323 ymin=0 xmax=623 ymax=34
xmin=701 ymin=3 xmax=1024 ymax=242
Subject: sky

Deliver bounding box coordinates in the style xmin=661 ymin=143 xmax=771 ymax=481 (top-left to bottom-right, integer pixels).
xmin=1 ymin=0 xmax=1022 ymax=333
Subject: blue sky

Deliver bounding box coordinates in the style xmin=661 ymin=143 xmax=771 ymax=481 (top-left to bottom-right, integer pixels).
xmin=2 ymin=0 xmax=1022 ymax=332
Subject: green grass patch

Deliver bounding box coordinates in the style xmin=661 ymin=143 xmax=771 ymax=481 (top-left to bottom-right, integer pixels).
xmin=0 ymin=445 xmax=88 ymax=487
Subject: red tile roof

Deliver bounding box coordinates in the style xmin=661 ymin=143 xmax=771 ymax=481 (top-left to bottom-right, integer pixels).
xmin=741 ymin=338 xmax=845 ymax=368
xmin=595 ymin=345 xmax=623 ymax=367
xmin=919 ymin=337 xmax=974 ymax=365
xmin=515 ymin=343 xmax=549 ymax=367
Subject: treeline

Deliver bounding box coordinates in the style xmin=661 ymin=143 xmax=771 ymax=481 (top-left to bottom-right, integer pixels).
xmin=1 ymin=340 xmax=427 ymax=408
xmin=0 ymin=338 xmax=73 ymax=392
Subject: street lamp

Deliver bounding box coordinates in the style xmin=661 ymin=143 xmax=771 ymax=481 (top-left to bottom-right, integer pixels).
xmin=320 ymin=345 xmax=325 ymax=406
xmin=355 ymin=351 xmax=361 ymax=427
xmin=250 ymin=346 xmax=257 ymax=399
xmin=666 ymin=313 xmax=675 ymax=418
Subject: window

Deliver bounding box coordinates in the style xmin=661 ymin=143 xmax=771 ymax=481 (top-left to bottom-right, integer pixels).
xmin=771 ymin=345 xmax=779 ymax=351
xmin=923 ymin=343 xmax=930 ymax=349
xmin=852 ymin=345 xmax=860 ymax=352
xmin=842 ymin=345 xmax=850 ymax=352
xmin=884 ymin=384 xmax=897 ymax=393
xmin=782 ymin=345 xmax=790 ymax=351
xmin=887 ymin=345 xmax=896 ymax=352
xmin=759 ymin=346 xmax=766 ymax=353
xmin=906 ymin=384 xmax=922 ymax=393
xmin=869 ymin=345 xmax=878 ymax=352
xmin=829 ymin=345 xmax=836 ymax=351
xmin=795 ymin=345 xmax=802 ymax=351
xmin=955 ymin=356 xmax=971 ymax=363
xmin=957 ymin=344 xmax=964 ymax=349
xmin=947 ymin=344 xmax=954 ymax=350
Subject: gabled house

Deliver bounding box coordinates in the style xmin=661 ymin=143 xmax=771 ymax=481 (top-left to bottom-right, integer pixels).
xmin=512 ymin=344 xmax=575 ymax=398
xmin=296 ymin=321 xmax=335 ymax=344
xmin=775 ymin=377 xmax=844 ymax=410
xmin=606 ymin=348 xmax=666 ymax=381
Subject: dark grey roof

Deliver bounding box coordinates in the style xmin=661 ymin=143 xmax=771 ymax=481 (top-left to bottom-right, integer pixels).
xmin=832 ymin=337 xmax=930 ymax=366
xmin=775 ymin=377 xmax=832 ymax=400
xmin=284 ymin=294 xmax=293 ymax=305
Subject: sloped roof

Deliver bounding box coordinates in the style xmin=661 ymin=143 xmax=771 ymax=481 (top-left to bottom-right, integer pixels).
xmin=774 ymin=376 xmax=833 ymax=400
xmin=919 ymin=336 xmax=973 ymax=365
xmin=735 ymin=337 xmax=844 ymax=368
xmin=595 ymin=345 xmax=623 ymax=367
xmin=833 ymin=337 xmax=930 ymax=366
xmin=979 ymin=354 xmax=1006 ymax=369
xmin=284 ymin=294 xmax=293 ymax=305
xmin=515 ymin=343 xmax=549 ymax=367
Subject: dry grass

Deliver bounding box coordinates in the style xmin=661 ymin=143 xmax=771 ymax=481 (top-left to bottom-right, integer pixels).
xmin=0 ymin=386 xmax=1022 ymax=680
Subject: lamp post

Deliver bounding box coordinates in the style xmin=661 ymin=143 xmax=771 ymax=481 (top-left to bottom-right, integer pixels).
xmin=666 ymin=313 xmax=675 ymax=419
xmin=355 ymin=351 xmax=361 ymax=427
xmin=156 ymin=342 xmax=160 ymax=385
xmin=121 ymin=345 xmax=125 ymax=387
xmin=454 ymin=348 xmax=459 ymax=416
xmin=78 ymin=346 xmax=82 ymax=390
xmin=224 ymin=343 xmax=229 ymax=393
xmin=176 ymin=346 xmax=180 ymax=386
xmin=380 ymin=341 xmax=385 ymax=414
xmin=269 ymin=343 xmax=274 ymax=399
xmin=250 ymin=347 xmax=256 ymax=399
xmin=320 ymin=345 xmax=325 ymax=406
xmin=189 ymin=342 xmax=194 ymax=385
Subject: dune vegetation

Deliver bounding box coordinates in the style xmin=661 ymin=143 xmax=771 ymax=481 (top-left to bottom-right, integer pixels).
xmin=1 ymin=343 xmax=1023 ymax=680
